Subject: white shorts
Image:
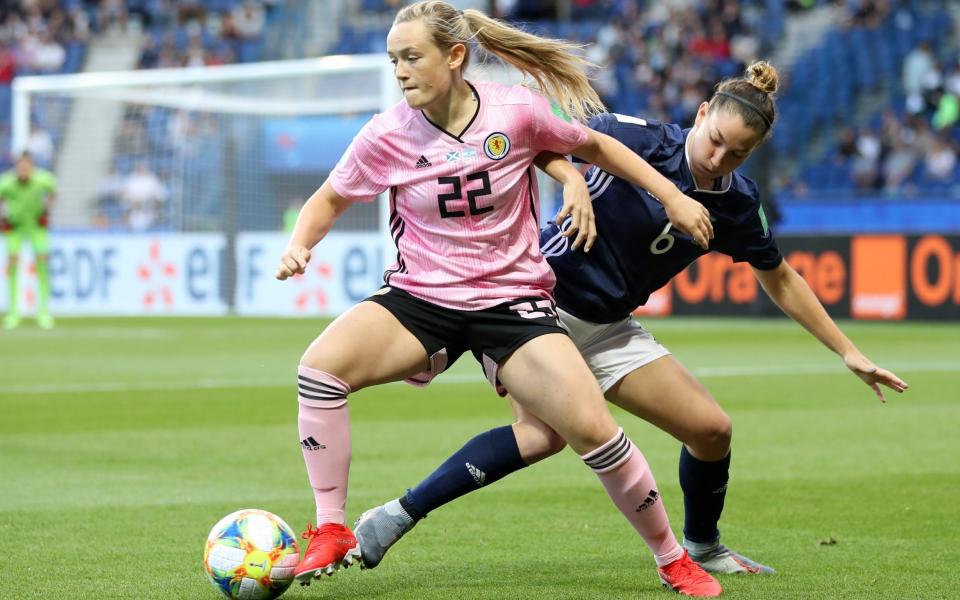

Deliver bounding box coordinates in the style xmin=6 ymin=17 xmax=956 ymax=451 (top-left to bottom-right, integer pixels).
xmin=558 ymin=308 xmax=671 ymax=393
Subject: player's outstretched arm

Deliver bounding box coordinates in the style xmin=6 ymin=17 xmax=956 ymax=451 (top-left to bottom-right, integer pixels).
xmin=533 ymin=152 xmax=595 ymax=252
xmin=276 ymin=180 xmax=352 ymax=280
xmin=570 ymin=129 xmax=714 ymax=249
xmin=754 ymin=261 xmax=909 ymax=402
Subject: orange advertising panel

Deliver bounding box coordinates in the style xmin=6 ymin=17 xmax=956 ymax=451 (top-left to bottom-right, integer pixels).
xmin=849 ymin=236 xmax=906 ymax=319
xmin=632 ymin=235 xmax=957 ymax=320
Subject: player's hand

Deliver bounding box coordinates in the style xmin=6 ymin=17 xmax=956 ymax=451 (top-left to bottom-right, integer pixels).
xmin=842 ymin=351 xmax=909 ymax=403
xmin=555 ymin=177 xmax=596 ymax=252
xmin=276 ymin=245 xmax=311 ymax=280
xmin=663 ymin=192 xmax=713 ymax=250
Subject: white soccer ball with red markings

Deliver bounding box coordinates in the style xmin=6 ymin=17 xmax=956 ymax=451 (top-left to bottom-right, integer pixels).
xmin=203 ymin=509 xmax=300 ymax=600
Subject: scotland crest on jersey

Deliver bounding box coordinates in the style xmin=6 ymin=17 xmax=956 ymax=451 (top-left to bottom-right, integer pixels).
xmin=483 ymin=132 xmax=510 ymax=160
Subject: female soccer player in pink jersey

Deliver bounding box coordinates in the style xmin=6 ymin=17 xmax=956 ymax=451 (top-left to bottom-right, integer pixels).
xmin=276 ymin=1 xmax=720 ymax=596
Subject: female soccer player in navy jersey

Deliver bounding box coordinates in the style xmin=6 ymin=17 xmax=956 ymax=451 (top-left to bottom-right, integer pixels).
xmin=276 ymin=1 xmax=722 ymax=595
xmin=354 ymin=61 xmax=909 ymax=577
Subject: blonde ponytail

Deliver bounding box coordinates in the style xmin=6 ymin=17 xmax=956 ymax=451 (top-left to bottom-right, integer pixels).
xmin=394 ymin=1 xmax=605 ymax=122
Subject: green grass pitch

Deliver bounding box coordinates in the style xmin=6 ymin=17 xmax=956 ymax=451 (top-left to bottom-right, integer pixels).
xmin=1 ymin=317 xmax=958 ymax=599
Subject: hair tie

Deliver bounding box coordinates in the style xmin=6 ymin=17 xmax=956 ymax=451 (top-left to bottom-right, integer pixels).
xmin=715 ymin=91 xmax=771 ymax=129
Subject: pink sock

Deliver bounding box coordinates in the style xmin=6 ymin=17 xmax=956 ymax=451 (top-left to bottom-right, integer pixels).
xmin=581 ymin=428 xmax=684 ymax=567
xmin=297 ymin=365 xmax=352 ymax=526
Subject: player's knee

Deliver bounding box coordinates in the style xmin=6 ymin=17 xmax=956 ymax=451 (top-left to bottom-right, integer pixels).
xmin=513 ymin=419 xmax=566 ymax=464
xmin=568 ymin=413 xmax=622 ymax=455
xmin=296 ymin=363 xmax=350 ymax=408
xmin=691 ymin=410 xmax=733 ymax=459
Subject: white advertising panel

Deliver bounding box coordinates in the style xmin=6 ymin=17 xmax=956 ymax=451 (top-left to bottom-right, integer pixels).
xmin=235 ymin=232 xmax=384 ymax=316
xmin=0 ymin=234 xmax=225 ymax=315
xmin=0 ymin=232 xmax=384 ymax=316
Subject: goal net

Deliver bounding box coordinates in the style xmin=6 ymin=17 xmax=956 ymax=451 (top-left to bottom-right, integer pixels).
xmin=11 ymin=56 xmax=399 ymax=314
xmin=9 ymin=56 xmax=562 ymax=316
xmin=14 ymin=55 xmax=402 ymax=232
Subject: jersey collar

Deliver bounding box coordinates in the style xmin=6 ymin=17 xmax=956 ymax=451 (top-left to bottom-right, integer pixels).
xmin=418 ymin=81 xmax=482 ymax=143
xmin=683 ymin=128 xmax=732 ymax=195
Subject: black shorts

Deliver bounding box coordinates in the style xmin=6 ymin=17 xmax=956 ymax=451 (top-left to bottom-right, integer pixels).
xmin=364 ymin=286 xmax=567 ymax=396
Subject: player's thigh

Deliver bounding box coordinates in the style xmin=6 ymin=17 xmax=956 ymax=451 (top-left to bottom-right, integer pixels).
xmin=499 ymin=333 xmax=617 ymax=454
xmin=4 ymin=230 xmax=23 ymax=259
xmin=29 ymin=228 xmax=50 ymax=256
xmin=606 ymin=355 xmax=731 ymax=452
xmin=301 ymin=300 xmax=429 ymax=391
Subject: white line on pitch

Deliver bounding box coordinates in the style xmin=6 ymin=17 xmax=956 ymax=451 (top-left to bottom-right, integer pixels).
xmin=1 ymin=361 xmax=957 ymax=395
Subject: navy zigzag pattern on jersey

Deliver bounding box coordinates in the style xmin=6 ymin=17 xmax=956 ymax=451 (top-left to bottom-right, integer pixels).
xmin=586 ymin=167 xmax=614 ymax=198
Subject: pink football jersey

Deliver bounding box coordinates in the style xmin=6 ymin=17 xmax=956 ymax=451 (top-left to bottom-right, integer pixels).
xmin=328 ymin=80 xmax=588 ymax=311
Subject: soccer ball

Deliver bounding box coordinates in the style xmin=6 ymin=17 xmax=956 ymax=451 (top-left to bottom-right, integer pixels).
xmin=203 ymin=509 xmax=300 ymax=600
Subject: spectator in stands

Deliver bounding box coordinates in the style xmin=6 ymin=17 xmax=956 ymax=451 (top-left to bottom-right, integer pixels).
xmin=852 ymin=128 xmax=881 ymax=190
xmin=932 ymin=88 xmax=958 ymax=131
xmin=0 ymin=12 xmax=27 ymax=46
xmin=232 ymin=1 xmax=265 ymax=40
xmin=184 ymin=33 xmax=206 ymax=67
xmin=177 ymin=1 xmax=206 ymax=26
xmin=93 ymin=165 xmax=125 ymax=229
xmin=923 ymin=135 xmax=958 ymax=183
xmin=729 ymin=23 xmax=759 ymax=65
xmin=114 ymin=117 xmax=147 ymax=157
xmin=882 ymin=135 xmax=918 ymax=191
xmin=836 ymin=126 xmax=858 ymax=163
xmin=29 ymin=29 xmax=64 ymax=73
xmin=0 ymin=40 xmax=15 ymax=84
xmin=903 ymin=42 xmax=936 ymax=115
xmin=25 ymin=124 xmax=53 ymax=168
xmin=96 ymin=0 xmax=128 ymax=32
xmin=136 ymin=33 xmax=159 ymax=68
xmin=690 ymin=18 xmax=731 ymax=62
xmin=67 ymin=5 xmax=90 ymax=42
xmin=123 ymin=161 xmax=167 ymax=231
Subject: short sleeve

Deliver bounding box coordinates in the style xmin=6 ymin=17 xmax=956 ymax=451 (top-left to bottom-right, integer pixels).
xmin=723 ymin=200 xmax=783 ymax=271
xmin=528 ymin=91 xmax=588 ymax=155
xmin=586 ymin=113 xmax=668 ymax=163
xmin=328 ymin=123 xmax=390 ymax=203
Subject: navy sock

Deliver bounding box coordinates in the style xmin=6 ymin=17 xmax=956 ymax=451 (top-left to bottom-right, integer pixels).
xmin=679 ymin=445 xmax=731 ymax=544
xmin=403 ymin=425 xmax=527 ymax=521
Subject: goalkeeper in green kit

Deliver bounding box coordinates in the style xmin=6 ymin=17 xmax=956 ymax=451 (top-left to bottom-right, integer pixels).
xmin=1 ymin=152 xmax=57 ymax=330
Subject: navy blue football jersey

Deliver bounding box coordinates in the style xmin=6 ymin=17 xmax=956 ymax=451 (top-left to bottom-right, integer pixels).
xmin=541 ymin=113 xmax=783 ymax=323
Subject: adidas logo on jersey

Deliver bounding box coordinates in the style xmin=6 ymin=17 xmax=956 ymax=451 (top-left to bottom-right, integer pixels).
xmin=466 ymin=462 xmax=486 ymax=486
xmin=300 ymin=436 xmax=326 ymax=451
xmin=635 ymin=489 xmax=659 ymax=512
xmin=415 ymin=155 xmax=432 ymax=169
